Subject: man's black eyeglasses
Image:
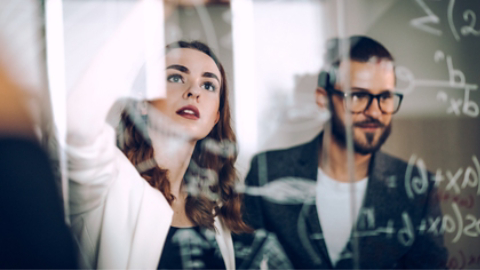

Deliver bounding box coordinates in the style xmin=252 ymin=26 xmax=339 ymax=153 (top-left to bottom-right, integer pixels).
xmin=327 ymin=87 xmax=404 ymax=114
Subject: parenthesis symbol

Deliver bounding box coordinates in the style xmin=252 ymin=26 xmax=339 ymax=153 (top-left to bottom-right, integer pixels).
xmin=405 ymin=155 xmax=416 ymax=199
xmin=436 ymin=92 xmax=448 ymax=102
xmin=434 ymin=50 xmax=445 ymax=62
xmin=452 ymin=202 xmax=463 ymax=243
xmin=297 ymin=202 xmax=322 ymax=265
xmin=448 ymin=0 xmax=461 ymax=41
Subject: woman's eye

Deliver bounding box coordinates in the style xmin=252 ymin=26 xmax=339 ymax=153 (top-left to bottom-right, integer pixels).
xmin=202 ymin=82 xmax=216 ymax=92
xmin=167 ymin=74 xmax=184 ymax=83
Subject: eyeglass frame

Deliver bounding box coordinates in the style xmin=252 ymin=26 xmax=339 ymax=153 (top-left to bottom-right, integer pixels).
xmin=326 ymin=86 xmax=404 ymax=114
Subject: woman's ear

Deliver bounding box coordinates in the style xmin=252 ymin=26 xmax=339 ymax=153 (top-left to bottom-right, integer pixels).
xmin=315 ymin=87 xmax=328 ymax=109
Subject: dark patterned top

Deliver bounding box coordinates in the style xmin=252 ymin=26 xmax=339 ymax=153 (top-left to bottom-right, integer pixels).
xmin=158 ymin=226 xmax=225 ymax=270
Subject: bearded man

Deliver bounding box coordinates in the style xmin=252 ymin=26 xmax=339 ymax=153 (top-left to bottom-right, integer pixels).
xmin=243 ymin=36 xmax=448 ymax=269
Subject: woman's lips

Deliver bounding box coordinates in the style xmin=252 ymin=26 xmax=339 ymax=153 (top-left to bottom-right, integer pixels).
xmin=176 ymin=105 xmax=200 ymax=120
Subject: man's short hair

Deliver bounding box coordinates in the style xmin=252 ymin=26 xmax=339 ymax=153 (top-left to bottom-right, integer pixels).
xmin=318 ymin=35 xmax=394 ymax=89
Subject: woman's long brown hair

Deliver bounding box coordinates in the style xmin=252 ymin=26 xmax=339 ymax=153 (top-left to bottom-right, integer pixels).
xmin=119 ymin=41 xmax=251 ymax=234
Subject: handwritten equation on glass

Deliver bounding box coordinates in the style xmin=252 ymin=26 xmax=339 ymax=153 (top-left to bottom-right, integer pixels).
xmin=411 ymin=0 xmax=480 ymax=40
xmin=396 ymin=50 xmax=478 ymax=117
xmin=399 ymin=0 xmax=480 ymax=118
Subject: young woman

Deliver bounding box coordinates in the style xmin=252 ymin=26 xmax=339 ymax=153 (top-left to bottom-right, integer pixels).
xmin=66 ymin=5 xmax=250 ymax=269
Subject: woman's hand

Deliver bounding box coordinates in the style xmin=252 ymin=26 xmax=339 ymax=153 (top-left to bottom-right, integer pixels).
xmin=67 ymin=0 xmax=165 ymax=146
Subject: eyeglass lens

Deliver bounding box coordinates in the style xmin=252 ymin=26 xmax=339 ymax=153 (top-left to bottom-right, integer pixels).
xmin=347 ymin=93 xmax=401 ymax=113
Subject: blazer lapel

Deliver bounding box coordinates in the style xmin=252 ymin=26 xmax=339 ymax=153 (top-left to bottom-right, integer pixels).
xmin=337 ymin=152 xmax=406 ymax=269
xmin=305 ymin=203 xmax=334 ymax=268
xmin=96 ymin=171 xmax=173 ymax=269
xmin=214 ymin=217 xmax=235 ymax=270
xmin=126 ymin=185 xmax=173 ymax=269
xmin=294 ymin=134 xmax=321 ymax=181
xmin=293 ymin=133 xmax=333 ymax=268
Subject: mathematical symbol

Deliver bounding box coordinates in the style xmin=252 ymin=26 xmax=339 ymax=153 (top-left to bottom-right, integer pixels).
xmin=427 ymin=217 xmax=441 ymax=235
xmin=411 ymin=0 xmax=442 ymax=36
xmin=417 ymin=219 xmax=427 ymax=234
xmin=460 ymin=10 xmax=480 ymax=37
xmin=434 ymin=50 xmax=445 ymax=62
xmin=384 ymin=220 xmax=395 ymax=238
xmin=436 ymin=92 xmax=448 ymax=102
xmin=446 ymin=56 xmax=466 ymax=87
xmin=386 ymin=176 xmax=397 ymax=188
xmin=462 ymin=86 xmax=479 ymax=117
xmin=445 ymin=168 xmax=463 ymax=194
xmin=447 ymin=0 xmax=461 ymax=41
xmin=447 ymin=99 xmax=462 ymax=115
xmin=430 ymin=169 xmax=445 ymax=187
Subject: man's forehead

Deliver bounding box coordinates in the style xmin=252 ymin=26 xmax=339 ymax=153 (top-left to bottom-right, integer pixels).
xmin=338 ymin=59 xmax=394 ymax=73
xmin=336 ymin=59 xmax=395 ymax=90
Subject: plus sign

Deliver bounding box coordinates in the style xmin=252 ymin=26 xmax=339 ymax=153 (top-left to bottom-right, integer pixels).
xmin=430 ymin=169 xmax=445 ymax=187
xmin=386 ymin=175 xmax=397 ymax=188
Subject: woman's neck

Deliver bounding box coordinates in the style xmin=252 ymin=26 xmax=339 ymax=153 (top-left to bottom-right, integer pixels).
xmin=148 ymin=127 xmax=196 ymax=198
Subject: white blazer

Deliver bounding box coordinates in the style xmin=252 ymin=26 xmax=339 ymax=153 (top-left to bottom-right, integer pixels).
xmin=67 ymin=125 xmax=235 ymax=269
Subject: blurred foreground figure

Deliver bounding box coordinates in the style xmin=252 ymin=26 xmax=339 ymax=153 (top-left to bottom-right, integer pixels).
xmin=244 ymin=36 xmax=448 ymax=269
xmin=0 ymin=66 xmax=77 ymax=268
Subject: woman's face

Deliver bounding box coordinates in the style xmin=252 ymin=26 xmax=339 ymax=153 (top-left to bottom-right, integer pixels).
xmin=150 ymin=48 xmax=222 ymax=140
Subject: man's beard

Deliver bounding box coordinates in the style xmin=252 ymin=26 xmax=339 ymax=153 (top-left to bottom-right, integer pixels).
xmin=330 ymin=108 xmax=391 ymax=155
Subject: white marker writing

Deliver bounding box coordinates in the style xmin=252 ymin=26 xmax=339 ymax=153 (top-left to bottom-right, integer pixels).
xmin=405 ymin=154 xmax=429 ymax=199
xmin=461 ymin=10 xmax=480 ymax=36
xmin=411 ymin=0 xmax=442 ymax=36
xmin=462 ymin=86 xmax=479 ymax=117
xmin=398 ymin=212 xmax=415 ymax=246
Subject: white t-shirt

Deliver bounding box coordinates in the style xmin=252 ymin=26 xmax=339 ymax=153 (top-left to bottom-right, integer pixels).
xmin=315 ymin=168 xmax=368 ymax=266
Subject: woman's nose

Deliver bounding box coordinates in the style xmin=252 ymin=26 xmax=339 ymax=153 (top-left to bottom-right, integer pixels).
xmin=183 ymin=83 xmax=201 ymax=100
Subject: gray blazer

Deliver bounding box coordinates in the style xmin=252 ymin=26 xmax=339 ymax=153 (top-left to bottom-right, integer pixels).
xmin=244 ymin=133 xmax=448 ymax=269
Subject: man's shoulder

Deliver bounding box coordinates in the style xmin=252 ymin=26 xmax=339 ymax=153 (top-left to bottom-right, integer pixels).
xmin=250 ymin=137 xmax=317 ymax=165
xmin=370 ymin=151 xmax=437 ymax=206
xmin=259 ymin=141 xmax=308 ymax=158
xmin=374 ymin=150 xmax=400 ymax=161
xmin=373 ymin=151 xmax=432 ymax=177
xmin=373 ymin=151 xmax=409 ymax=170
xmin=246 ymin=136 xmax=319 ymax=185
